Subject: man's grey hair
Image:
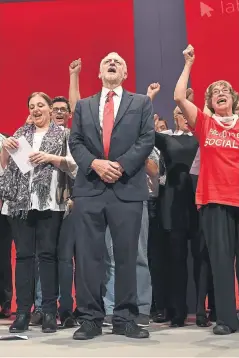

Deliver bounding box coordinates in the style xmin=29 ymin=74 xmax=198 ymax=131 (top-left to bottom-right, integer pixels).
xmin=99 ymin=52 xmax=127 ymax=73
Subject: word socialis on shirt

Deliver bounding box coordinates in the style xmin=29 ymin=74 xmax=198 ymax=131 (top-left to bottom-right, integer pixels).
xmin=204 ymin=129 xmax=239 ymax=148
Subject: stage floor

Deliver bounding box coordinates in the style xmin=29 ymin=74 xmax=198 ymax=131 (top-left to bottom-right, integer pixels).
xmin=0 ymin=317 xmax=238 ymax=357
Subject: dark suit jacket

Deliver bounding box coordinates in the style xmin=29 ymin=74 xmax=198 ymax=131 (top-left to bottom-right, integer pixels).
xmin=69 ymin=90 xmax=154 ymax=201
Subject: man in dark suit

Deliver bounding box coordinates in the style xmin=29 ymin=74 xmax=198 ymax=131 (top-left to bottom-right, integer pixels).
xmin=69 ymin=52 xmax=154 ymax=340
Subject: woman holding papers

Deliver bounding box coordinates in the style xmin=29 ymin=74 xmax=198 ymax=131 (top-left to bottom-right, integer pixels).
xmin=0 ymin=92 xmax=76 ymax=334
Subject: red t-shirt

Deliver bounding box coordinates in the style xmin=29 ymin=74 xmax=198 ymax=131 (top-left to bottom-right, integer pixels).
xmin=192 ymin=109 xmax=239 ymax=207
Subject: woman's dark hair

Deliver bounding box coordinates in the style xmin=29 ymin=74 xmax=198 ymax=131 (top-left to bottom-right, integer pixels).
xmin=27 ymin=92 xmax=52 ymax=108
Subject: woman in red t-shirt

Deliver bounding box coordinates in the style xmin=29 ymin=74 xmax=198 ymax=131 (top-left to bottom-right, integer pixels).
xmin=174 ymin=45 xmax=239 ymax=335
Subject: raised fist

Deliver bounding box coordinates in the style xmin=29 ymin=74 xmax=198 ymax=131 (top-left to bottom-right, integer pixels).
xmin=69 ymin=58 xmax=82 ymax=75
xmin=183 ymin=45 xmax=195 ymax=65
xmin=147 ymin=82 xmax=161 ymax=98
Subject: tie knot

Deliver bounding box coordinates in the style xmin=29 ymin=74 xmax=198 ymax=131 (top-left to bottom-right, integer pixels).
xmin=107 ymin=91 xmax=115 ymax=99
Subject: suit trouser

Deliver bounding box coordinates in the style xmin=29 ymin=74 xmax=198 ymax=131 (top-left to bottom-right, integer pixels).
xmin=58 ymin=212 xmax=76 ymax=314
xmin=73 ymin=188 xmax=142 ymax=325
xmin=103 ymin=201 xmax=152 ymax=316
xmin=200 ymin=204 xmax=239 ymax=331
xmin=0 ymin=214 xmax=12 ymax=308
xmin=8 ymin=210 xmax=63 ymax=314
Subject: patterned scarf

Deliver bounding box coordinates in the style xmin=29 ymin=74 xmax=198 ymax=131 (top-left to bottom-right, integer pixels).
xmin=0 ymin=122 xmax=65 ymax=218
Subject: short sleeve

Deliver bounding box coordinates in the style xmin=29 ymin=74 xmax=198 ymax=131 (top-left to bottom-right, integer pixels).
xmin=189 ymin=108 xmax=211 ymax=141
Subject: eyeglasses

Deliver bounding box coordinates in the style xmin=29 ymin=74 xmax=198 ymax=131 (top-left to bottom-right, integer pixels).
xmin=176 ymin=112 xmax=185 ymax=118
xmin=52 ymin=107 xmax=68 ymax=113
xmin=212 ymin=88 xmax=231 ymax=96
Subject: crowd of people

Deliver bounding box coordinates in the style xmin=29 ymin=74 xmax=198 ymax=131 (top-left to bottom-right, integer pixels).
xmin=0 ymin=44 xmax=239 ymax=341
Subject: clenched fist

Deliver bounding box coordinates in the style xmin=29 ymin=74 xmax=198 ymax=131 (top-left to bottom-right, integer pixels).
xmin=183 ymin=45 xmax=195 ymax=66
xmin=69 ymin=58 xmax=82 ymax=75
xmin=147 ymin=83 xmax=161 ymax=100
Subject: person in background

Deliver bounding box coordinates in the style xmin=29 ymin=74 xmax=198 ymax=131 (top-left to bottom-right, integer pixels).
xmin=69 ymin=52 xmax=154 ymax=340
xmin=0 ymin=133 xmax=13 ymax=319
xmin=148 ymin=117 xmax=169 ymax=322
xmin=151 ymin=88 xmax=195 ymax=325
xmin=154 ymin=91 xmax=198 ymax=328
xmin=56 ymin=62 xmax=82 ymax=328
xmin=154 ymin=116 xmax=168 ymax=133
xmin=174 ymin=44 xmax=239 ymax=335
xmin=0 ymin=92 xmax=77 ymax=334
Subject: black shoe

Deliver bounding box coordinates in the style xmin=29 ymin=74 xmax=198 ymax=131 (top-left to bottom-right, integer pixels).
xmin=103 ymin=315 xmax=113 ymax=327
xmin=42 ymin=313 xmax=57 ymax=333
xmin=112 ymin=321 xmax=149 ymax=339
xmin=196 ymin=315 xmax=212 ymax=328
xmin=135 ymin=314 xmax=150 ymax=327
xmin=170 ymin=317 xmax=185 ymax=328
xmin=73 ymin=320 xmax=102 ymax=340
xmin=31 ymin=310 xmax=43 ymax=326
xmin=0 ymin=302 xmax=11 ymax=319
xmin=152 ymin=310 xmax=169 ymax=323
xmin=73 ymin=308 xmax=84 ymax=326
xmin=0 ymin=308 xmax=11 ymax=319
xmin=9 ymin=313 xmax=30 ymax=333
xmin=213 ymin=324 xmax=235 ymax=335
xmin=60 ymin=310 xmax=76 ymax=328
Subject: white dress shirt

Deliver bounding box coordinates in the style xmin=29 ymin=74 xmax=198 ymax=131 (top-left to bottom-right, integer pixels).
xmin=99 ymin=86 xmax=123 ymax=127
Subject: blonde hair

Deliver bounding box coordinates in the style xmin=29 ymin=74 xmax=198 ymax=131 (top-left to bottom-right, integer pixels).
xmin=205 ymin=80 xmax=238 ymax=113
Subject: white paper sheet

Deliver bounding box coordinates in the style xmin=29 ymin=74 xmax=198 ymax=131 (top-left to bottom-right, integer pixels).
xmin=0 ymin=335 xmax=28 ymax=340
xmin=6 ymin=136 xmax=35 ymax=174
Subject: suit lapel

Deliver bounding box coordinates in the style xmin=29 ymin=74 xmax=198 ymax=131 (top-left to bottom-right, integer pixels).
xmin=113 ymin=90 xmax=133 ymax=129
xmin=89 ymin=92 xmax=101 ymax=137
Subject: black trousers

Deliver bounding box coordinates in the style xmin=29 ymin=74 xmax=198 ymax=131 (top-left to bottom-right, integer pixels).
xmin=72 ymin=188 xmax=143 ymax=325
xmin=0 ymin=214 xmax=12 ymax=308
xmin=9 ymin=210 xmax=63 ymax=314
xmin=200 ymin=204 xmax=239 ymax=330
xmin=147 ymin=198 xmax=169 ymax=312
xmin=190 ymin=174 xmax=215 ymax=316
xmin=58 ymin=212 xmax=76 ymax=314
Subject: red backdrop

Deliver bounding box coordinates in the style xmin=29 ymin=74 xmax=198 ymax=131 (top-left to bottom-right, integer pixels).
xmin=0 ymin=0 xmax=135 ymax=312
xmin=0 ymin=0 xmax=136 ymax=134
xmin=184 ymin=0 xmax=239 ymax=108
